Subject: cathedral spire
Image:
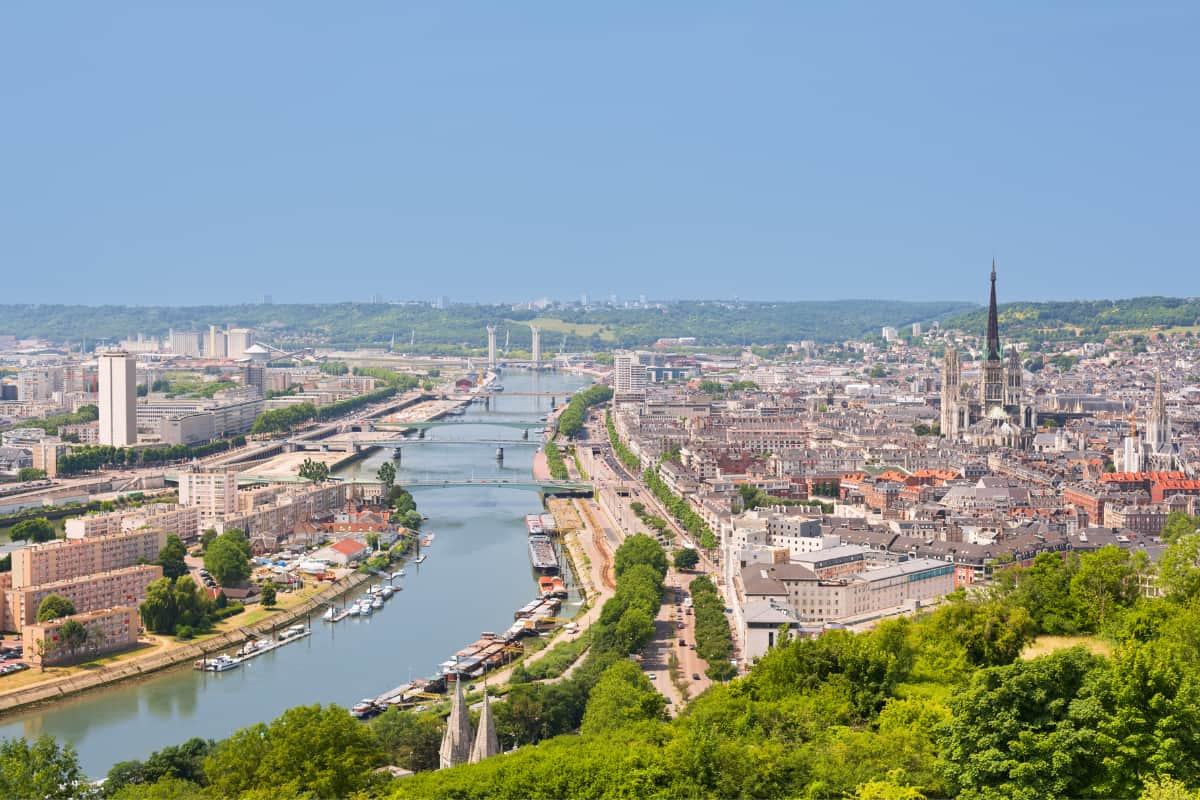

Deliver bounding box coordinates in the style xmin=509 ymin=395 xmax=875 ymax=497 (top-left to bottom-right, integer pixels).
xmin=469 ymin=684 xmax=500 ymax=764
xmin=986 ymin=259 xmax=1001 ymax=362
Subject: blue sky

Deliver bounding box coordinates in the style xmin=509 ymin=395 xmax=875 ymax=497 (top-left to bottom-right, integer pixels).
xmin=2 ymin=3 xmax=1196 ymax=305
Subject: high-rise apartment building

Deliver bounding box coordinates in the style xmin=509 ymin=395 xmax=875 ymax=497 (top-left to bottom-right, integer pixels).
xmin=179 ymin=470 xmax=239 ymax=524
xmin=614 ymin=351 xmax=648 ymax=402
xmin=168 ymin=330 xmax=204 ymax=357
xmin=98 ymin=351 xmax=137 ymax=446
xmin=207 ymin=325 xmax=227 ymax=358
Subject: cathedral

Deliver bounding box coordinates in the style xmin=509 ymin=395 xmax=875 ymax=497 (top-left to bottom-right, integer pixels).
xmin=1119 ymin=373 xmax=1186 ymax=473
xmin=940 ymin=262 xmax=1036 ymax=449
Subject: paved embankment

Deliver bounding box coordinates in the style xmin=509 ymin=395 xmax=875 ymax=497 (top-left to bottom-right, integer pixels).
xmin=0 ymin=571 xmax=372 ymax=717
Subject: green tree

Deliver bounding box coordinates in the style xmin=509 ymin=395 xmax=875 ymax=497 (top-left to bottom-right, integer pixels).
xmin=10 ymin=517 xmax=55 ymax=543
xmin=1070 ymin=545 xmax=1142 ymax=630
xmin=371 ymin=708 xmax=444 ymax=772
xmin=16 ymin=467 xmax=46 ymax=482
xmin=204 ymin=530 xmax=251 ymax=587
xmin=672 ymin=548 xmax=700 ymax=570
xmin=297 ymin=457 xmax=330 ymax=483
xmin=58 ymin=619 xmax=88 ymax=659
xmin=580 ymin=659 xmax=667 ymax=736
xmin=1162 ymin=512 xmax=1200 ymax=544
xmin=376 ymin=460 xmax=396 ymax=491
xmin=402 ymin=510 xmax=423 ymax=530
xmin=0 ymin=735 xmax=84 ymax=800
xmin=155 ymin=534 xmax=189 ymax=581
xmin=260 ymin=580 xmax=277 ymax=607
xmin=110 ymin=776 xmax=204 ymax=799
xmin=203 ymin=704 xmax=384 ymax=798
xmin=140 ymin=577 xmax=177 ymax=634
xmin=36 ymin=594 xmax=76 ymax=622
xmin=1156 ymin=533 xmax=1200 ymax=601
xmin=1005 ymin=552 xmax=1081 ymax=634
xmin=613 ymin=534 xmax=667 ymax=580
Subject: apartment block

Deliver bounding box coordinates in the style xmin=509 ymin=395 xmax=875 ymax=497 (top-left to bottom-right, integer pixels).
xmin=99 ymin=351 xmax=137 ymax=446
xmin=65 ymin=504 xmax=201 ymax=543
xmin=179 ymin=470 xmax=239 ymax=524
xmin=215 ymin=482 xmax=348 ymax=540
xmin=23 ymin=606 xmax=141 ymax=666
xmin=10 ymin=528 xmax=166 ymax=589
xmin=3 ymin=564 xmax=162 ymax=631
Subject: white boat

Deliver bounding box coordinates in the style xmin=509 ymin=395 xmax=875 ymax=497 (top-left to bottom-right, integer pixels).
xmin=415 ymin=554 xmax=427 ymax=564
xmin=279 ymin=624 xmax=308 ymax=641
xmin=347 ymin=605 xmax=361 ymax=617
xmin=206 ymin=655 xmax=240 ymax=672
xmin=391 ymin=570 xmax=406 ymax=579
xmin=371 ymin=596 xmax=384 ymax=610
xmin=322 ymin=607 xmax=336 ymax=621
xmin=381 ymin=586 xmax=395 ymax=599
xmin=359 ymin=602 xmax=373 ymax=616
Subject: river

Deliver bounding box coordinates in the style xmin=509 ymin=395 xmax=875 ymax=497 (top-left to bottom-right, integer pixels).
xmin=0 ymin=370 xmax=591 ymax=778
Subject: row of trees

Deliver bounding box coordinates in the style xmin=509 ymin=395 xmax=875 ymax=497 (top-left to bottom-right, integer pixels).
xmin=9 ymin=517 xmax=55 ymax=542
xmin=643 ymin=463 xmax=718 ymax=548
xmin=555 ymin=384 xmax=613 ymax=439
xmin=605 ymin=409 xmax=640 ymax=472
xmin=56 ymin=437 xmax=245 ymax=475
xmin=688 ymin=576 xmax=736 ymax=680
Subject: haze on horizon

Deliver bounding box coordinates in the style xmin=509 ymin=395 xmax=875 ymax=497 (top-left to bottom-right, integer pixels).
xmin=2 ymin=4 xmax=1197 ymax=306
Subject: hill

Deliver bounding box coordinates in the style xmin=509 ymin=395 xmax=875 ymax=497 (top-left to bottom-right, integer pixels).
xmin=944 ymin=296 xmax=1200 ymax=342
xmin=0 ymin=299 xmax=976 ymax=349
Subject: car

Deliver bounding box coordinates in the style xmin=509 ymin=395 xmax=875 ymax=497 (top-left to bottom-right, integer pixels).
xmin=692 ymin=673 xmax=701 ymax=681
xmin=679 ymin=639 xmax=686 ymax=646
xmin=645 ymin=672 xmax=657 ymax=680
xmin=676 ymin=622 xmax=685 ymax=629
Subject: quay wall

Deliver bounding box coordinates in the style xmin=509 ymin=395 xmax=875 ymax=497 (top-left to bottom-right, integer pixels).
xmin=0 ymin=570 xmax=373 ymax=717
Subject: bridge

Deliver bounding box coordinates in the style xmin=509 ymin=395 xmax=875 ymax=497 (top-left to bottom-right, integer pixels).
xmin=399 ymin=478 xmax=592 ymax=495
xmin=286 ymin=434 xmax=543 ymax=454
xmin=374 ymin=420 xmax=547 ymax=431
xmin=461 ymin=391 xmax=578 ymax=399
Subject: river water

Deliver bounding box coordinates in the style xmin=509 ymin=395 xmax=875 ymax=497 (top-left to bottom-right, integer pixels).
xmin=0 ymin=370 xmax=591 ymax=778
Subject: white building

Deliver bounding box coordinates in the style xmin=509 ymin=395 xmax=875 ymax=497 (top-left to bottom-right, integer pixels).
xmin=98 ymin=352 xmax=137 ymax=446
xmin=614 ymin=351 xmax=648 ymax=402
xmin=226 ymin=328 xmax=256 ymax=360
xmin=179 ymin=470 xmax=239 ymax=524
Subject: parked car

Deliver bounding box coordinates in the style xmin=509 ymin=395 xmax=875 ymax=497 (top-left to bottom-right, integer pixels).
xmin=692 ymin=673 xmax=701 ymax=681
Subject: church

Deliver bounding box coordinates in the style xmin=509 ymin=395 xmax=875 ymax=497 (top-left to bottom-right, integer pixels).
xmin=1118 ymin=373 xmax=1186 ymax=473
xmin=940 ymin=262 xmax=1036 ymax=449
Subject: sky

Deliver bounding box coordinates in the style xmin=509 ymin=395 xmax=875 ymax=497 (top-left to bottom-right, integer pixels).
xmin=1 ymin=3 xmax=1197 ymax=306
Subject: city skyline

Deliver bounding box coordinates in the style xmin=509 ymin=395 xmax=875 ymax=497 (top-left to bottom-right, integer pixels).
xmin=3 ymin=4 xmax=1198 ymax=304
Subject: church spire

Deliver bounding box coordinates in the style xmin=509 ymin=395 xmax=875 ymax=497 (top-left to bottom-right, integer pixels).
xmin=986 ymin=259 xmax=1001 ymax=362
xmin=439 ymin=677 xmax=474 ymax=770
xmin=469 ymin=684 xmax=500 ymax=764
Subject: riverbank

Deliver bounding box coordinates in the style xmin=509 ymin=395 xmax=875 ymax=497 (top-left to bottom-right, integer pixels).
xmin=0 ymin=570 xmax=372 ymax=717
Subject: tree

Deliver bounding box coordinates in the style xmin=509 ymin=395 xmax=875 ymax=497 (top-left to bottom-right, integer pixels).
xmin=370 ymin=708 xmax=444 ymax=772
xmin=580 ymin=659 xmax=667 ymax=735
xmin=673 ymin=548 xmax=700 ymax=570
xmin=1156 ymin=533 xmax=1200 ymax=601
xmin=1162 ymin=512 xmax=1200 ymax=544
xmin=58 ymin=619 xmax=88 ymax=659
xmin=36 ymin=594 xmax=76 ymax=622
xmin=376 ymin=460 xmax=396 ymax=491
xmin=204 ymin=530 xmax=251 ymax=587
xmin=203 ymin=704 xmax=384 ymax=798
xmin=260 ymin=580 xmax=277 ymax=607
xmin=140 ymin=577 xmax=177 ymax=634
xmin=199 ymin=528 xmax=218 ymax=552
xmin=111 ymin=776 xmax=204 ymax=799
xmin=10 ymin=517 xmax=55 ymax=543
xmin=613 ymin=534 xmax=667 ymax=580
xmin=16 ymin=467 xmax=46 ymax=482
xmin=1070 ymin=545 xmax=1142 ymax=630
xmin=155 ymin=535 xmax=189 ymax=581
xmin=0 ymin=735 xmax=84 ymax=800
xmin=402 ymin=510 xmax=423 ymax=530
xmin=297 ymin=457 xmax=330 ymax=483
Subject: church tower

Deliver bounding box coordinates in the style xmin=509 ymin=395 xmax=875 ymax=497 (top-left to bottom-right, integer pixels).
xmin=1146 ymin=372 xmax=1171 ymax=455
xmin=1005 ymin=345 xmax=1023 ymax=411
xmin=980 ymin=260 xmax=1006 ymax=413
xmin=941 ymin=347 xmax=961 ymax=439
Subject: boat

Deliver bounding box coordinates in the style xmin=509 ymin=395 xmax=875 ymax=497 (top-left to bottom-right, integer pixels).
xmin=538 ymin=576 xmax=557 ymax=598
xmin=279 ymin=624 xmax=308 ymax=641
xmin=381 ymin=585 xmax=395 ymax=599
xmin=528 ymin=535 xmax=559 ymax=574
xmin=525 ymin=514 xmax=544 ymax=535
xmin=550 ymin=577 xmax=568 ymax=598
xmin=359 ymin=601 xmax=373 ymax=616
xmin=371 ymin=596 xmax=384 ymax=610
xmin=322 ymin=607 xmax=336 ymax=621
xmin=351 ymin=698 xmax=384 ymax=720
xmin=347 ymin=604 xmax=361 ymax=617
xmin=393 ymin=569 xmax=406 ymax=579
xmin=206 ymin=655 xmax=240 ymax=672
xmin=415 ymin=554 xmax=427 ymax=565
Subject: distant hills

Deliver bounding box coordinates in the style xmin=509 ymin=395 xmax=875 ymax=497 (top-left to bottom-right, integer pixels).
xmin=944 ymin=296 xmax=1200 ymax=342
xmin=0 ymin=300 xmax=975 ymax=349
xmin=2 ymin=296 xmax=1195 ymax=350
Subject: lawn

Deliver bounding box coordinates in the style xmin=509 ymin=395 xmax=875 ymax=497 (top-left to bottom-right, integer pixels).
xmin=1021 ymin=634 xmax=1112 ymax=660
xmin=507 ymin=317 xmax=617 ymax=343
